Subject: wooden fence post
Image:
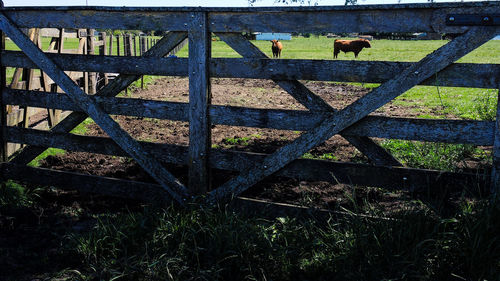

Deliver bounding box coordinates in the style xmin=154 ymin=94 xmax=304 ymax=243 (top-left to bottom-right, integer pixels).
xmin=87 ymin=29 xmax=96 ymax=94
xmin=108 ymin=33 xmax=113 ymax=56
xmin=99 ymin=32 xmax=108 ymax=86
xmin=117 ymin=34 xmax=121 ymax=56
xmin=132 ymin=34 xmax=137 ymax=56
xmin=188 ymin=12 xmax=211 ymax=195
xmin=0 ymin=14 xmax=6 ymax=162
xmin=491 ymin=88 xmax=500 ymax=197
xmin=140 ymin=36 xmax=148 ymax=89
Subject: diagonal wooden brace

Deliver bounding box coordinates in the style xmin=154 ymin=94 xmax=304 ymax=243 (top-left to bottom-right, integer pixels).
xmin=217 ymin=32 xmax=401 ymax=166
xmin=10 ymin=32 xmax=188 ymax=165
xmin=209 ymin=26 xmax=500 ymax=203
xmin=0 ymin=13 xmax=189 ymax=204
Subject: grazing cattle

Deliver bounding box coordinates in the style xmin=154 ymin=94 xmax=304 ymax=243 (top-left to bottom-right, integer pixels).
xmin=270 ymin=39 xmax=283 ymax=58
xmin=333 ymin=39 xmax=371 ymax=59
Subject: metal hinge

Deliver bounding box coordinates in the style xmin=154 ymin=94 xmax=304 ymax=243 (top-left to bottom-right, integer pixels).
xmin=446 ymin=14 xmax=500 ymax=26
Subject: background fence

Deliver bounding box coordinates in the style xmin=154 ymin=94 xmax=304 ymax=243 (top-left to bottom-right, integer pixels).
xmin=0 ymin=2 xmax=499 ymax=205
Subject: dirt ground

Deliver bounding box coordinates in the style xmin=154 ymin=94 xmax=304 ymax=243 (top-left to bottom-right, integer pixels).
xmin=36 ymin=77 xmax=481 ymax=212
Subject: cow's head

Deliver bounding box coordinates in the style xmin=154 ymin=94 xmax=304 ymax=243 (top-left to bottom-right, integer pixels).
xmin=361 ymin=39 xmax=371 ymax=48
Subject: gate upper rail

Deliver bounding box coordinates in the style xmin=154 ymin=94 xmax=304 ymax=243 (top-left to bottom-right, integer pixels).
xmin=2 ymin=2 xmax=499 ymax=33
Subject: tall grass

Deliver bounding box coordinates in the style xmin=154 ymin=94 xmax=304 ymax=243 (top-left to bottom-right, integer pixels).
xmin=67 ymin=201 xmax=500 ymax=281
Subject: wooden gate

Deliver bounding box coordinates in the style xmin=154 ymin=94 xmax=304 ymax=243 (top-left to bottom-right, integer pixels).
xmin=0 ymin=2 xmax=499 ymax=205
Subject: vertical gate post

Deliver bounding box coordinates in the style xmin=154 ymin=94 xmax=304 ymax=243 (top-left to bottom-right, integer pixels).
xmin=108 ymin=33 xmax=113 ymax=56
xmin=491 ymin=88 xmax=500 ymax=197
xmin=188 ymin=12 xmax=211 ymax=195
xmin=0 ymin=6 xmax=6 ymax=163
xmin=87 ymin=29 xmax=96 ymax=94
xmin=99 ymin=32 xmax=108 ymax=86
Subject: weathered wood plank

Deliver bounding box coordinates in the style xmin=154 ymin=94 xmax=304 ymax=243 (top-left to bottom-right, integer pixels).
xmin=4 ymin=9 xmax=189 ymax=31
xmin=2 ymin=163 xmax=172 ymax=204
xmin=491 ymin=88 xmax=500 ymax=196
xmin=9 ymin=31 xmax=188 ymax=166
xmin=0 ymin=13 xmax=188 ymax=204
xmin=218 ymin=32 xmax=401 ymax=166
xmin=3 ymin=3 xmax=499 ymax=33
xmin=0 ymin=23 xmax=6 ymax=162
xmin=209 ymin=5 xmax=500 ymax=33
xmin=4 ymin=51 xmax=500 ymax=89
xmin=1 ymin=130 xmax=488 ymax=193
xmin=208 ymin=26 xmax=500 ymax=203
xmin=4 ymin=88 xmax=494 ymax=145
xmin=87 ymin=28 xmax=96 ymax=94
xmin=188 ymin=12 xmax=211 ymax=194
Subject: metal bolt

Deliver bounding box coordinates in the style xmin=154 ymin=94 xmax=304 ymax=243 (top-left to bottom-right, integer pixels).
xmin=483 ymin=16 xmax=491 ymax=22
xmin=448 ymin=16 xmax=455 ymax=22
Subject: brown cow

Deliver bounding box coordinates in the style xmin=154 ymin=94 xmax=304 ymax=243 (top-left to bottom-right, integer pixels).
xmin=333 ymin=39 xmax=371 ymax=59
xmin=270 ymin=39 xmax=283 ymax=58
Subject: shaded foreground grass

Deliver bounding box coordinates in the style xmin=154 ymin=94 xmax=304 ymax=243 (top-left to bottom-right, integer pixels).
xmin=66 ymin=200 xmax=500 ymax=280
xmin=2 ymin=180 xmax=497 ymax=281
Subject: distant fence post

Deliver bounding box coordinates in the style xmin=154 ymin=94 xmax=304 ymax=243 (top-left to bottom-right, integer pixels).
xmin=87 ymin=28 xmax=96 ymax=94
xmin=188 ymin=12 xmax=211 ymax=195
xmin=99 ymin=32 xmax=108 ymax=86
xmin=0 ymin=20 xmax=6 ymax=162
xmin=117 ymin=34 xmax=121 ymax=56
xmin=108 ymin=33 xmax=113 ymax=55
xmin=492 ymin=88 xmax=500 ymax=196
xmin=132 ymin=34 xmax=137 ymax=56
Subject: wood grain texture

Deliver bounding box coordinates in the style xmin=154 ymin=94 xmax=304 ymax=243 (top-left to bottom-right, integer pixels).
xmin=0 ymin=13 xmax=188 ymax=204
xmin=9 ymin=31 xmax=188 ymax=166
xmin=188 ymin=12 xmax=211 ymax=195
xmin=4 ymin=89 xmax=494 ymax=145
xmin=3 ymin=3 xmax=499 ymax=33
xmin=208 ymin=26 xmax=499 ymax=203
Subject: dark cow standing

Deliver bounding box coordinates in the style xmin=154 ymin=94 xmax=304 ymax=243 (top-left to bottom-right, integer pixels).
xmin=270 ymin=39 xmax=283 ymax=58
xmin=333 ymin=39 xmax=371 ymax=59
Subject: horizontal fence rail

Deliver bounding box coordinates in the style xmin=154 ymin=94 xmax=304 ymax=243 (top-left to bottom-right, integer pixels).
xmin=3 ymin=2 xmax=499 ymax=33
xmin=3 ymin=51 xmax=500 ymax=88
xmin=2 ymin=89 xmax=495 ymax=145
xmin=1 ymin=2 xmax=499 ymax=206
